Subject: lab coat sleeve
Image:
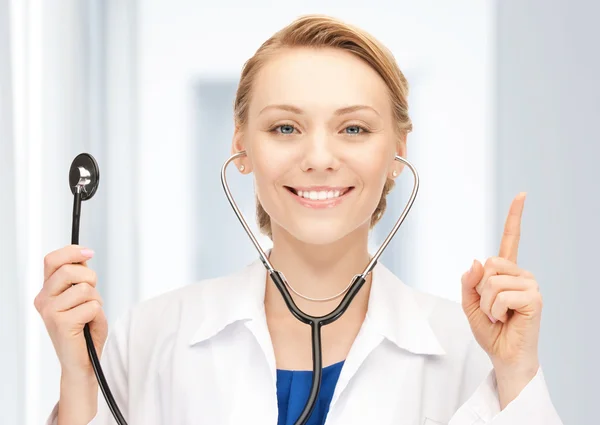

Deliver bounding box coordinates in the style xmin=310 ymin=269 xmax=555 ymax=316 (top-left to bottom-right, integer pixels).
xmin=448 ymin=340 xmax=563 ymax=425
xmin=44 ymin=311 xmax=131 ymax=425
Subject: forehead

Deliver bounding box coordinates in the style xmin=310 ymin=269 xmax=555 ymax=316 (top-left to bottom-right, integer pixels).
xmin=249 ymin=47 xmax=392 ymax=117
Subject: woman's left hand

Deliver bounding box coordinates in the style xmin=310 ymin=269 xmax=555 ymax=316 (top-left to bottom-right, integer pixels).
xmin=461 ymin=193 xmax=542 ymax=407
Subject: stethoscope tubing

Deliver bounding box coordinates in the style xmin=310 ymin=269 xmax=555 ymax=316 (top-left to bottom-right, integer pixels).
xmin=72 ymin=187 xmax=128 ymax=425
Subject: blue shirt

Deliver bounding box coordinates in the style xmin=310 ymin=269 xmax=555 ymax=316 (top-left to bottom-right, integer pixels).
xmin=276 ymin=360 xmax=345 ymax=425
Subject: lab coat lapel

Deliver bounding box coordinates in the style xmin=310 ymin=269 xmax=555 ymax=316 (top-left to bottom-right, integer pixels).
xmin=187 ymin=258 xmax=278 ymax=424
xmin=235 ymin=264 xmax=280 ymax=425
xmin=244 ymin=307 xmax=278 ymax=386
xmin=328 ymin=262 xmax=446 ymax=412
xmin=329 ymin=316 xmax=384 ymax=409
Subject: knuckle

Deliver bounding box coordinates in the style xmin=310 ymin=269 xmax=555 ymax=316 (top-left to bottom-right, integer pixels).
xmin=496 ymin=291 xmax=507 ymax=305
xmin=486 ymin=275 xmax=498 ymax=291
xmin=484 ymin=256 xmax=500 ymax=269
xmin=65 ymin=263 xmax=79 ymax=281
xmin=53 ymin=263 xmax=68 ymax=282
xmin=90 ymin=300 xmax=102 ymax=314
xmin=533 ymin=292 xmax=543 ymax=308
xmin=477 ymin=299 xmax=486 ymax=312
xmin=478 ymin=294 xmax=489 ymax=310
xmin=89 ymin=269 xmax=98 ymax=286
xmin=529 ymin=279 xmax=539 ymax=291
xmin=33 ymin=293 xmax=43 ymax=312
xmin=504 ymin=228 xmax=520 ymax=237
xmin=40 ymin=304 xmax=55 ymax=323
xmin=78 ymin=282 xmax=92 ymax=296
xmin=43 ymin=254 xmax=53 ymax=271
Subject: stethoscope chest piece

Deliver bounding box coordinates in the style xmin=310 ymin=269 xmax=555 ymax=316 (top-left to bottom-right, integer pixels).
xmin=69 ymin=153 xmax=100 ymax=200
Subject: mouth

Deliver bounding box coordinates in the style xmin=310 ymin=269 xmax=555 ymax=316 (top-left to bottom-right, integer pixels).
xmin=284 ymin=186 xmax=355 ymax=202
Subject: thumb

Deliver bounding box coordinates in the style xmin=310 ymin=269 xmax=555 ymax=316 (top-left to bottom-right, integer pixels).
xmin=461 ymin=259 xmax=484 ymax=310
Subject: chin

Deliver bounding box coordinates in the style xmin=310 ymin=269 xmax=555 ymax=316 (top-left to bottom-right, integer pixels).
xmin=274 ymin=217 xmax=366 ymax=246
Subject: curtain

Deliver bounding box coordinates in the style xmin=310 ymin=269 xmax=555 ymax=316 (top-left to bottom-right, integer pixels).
xmin=0 ymin=1 xmax=139 ymax=423
xmin=0 ymin=0 xmax=22 ymax=422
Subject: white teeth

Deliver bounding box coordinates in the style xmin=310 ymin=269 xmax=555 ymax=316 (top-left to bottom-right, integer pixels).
xmin=295 ymin=189 xmax=347 ymax=200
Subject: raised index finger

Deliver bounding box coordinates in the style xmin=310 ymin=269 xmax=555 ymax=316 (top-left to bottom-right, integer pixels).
xmin=498 ymin=192 xmax=527 ymax=263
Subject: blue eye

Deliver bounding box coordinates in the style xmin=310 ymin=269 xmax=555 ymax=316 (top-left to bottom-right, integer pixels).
xmin=344 ymin=125 xmax=369 ymax=135
xmin=269 ymin=124 xmax=369 ymax=136
xmin=271 ymin=124 xmax=296 ymax=135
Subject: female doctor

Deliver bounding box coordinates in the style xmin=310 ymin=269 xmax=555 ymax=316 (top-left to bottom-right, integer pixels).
xmin=36 ymin=14 xmax=563 ymax=425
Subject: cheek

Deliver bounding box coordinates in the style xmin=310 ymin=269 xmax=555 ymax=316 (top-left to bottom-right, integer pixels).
xmin=352 ymin=146 xmax=392 ymax=189
xmin=250 ymin=146 xmax=292 ymax=197
xmin=253 ymin=162 xmax=278 ymax=199
xmin=362 ymin=166 xmax=389 ymax=212
xmin=352 ymin=148 xmax=393 ymax=215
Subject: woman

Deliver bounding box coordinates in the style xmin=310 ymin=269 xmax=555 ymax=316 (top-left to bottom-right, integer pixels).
xmin=38 ymin=14 xmax=563 ymax=425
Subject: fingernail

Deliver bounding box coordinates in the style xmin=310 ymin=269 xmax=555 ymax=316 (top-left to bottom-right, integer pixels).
xmin=469 ymin=260 xmax=475 ymax=274
xmin=81 ymin=249 xmax=94 ymax=257
xmin=488 ymin=314 xmax=497 ymax=324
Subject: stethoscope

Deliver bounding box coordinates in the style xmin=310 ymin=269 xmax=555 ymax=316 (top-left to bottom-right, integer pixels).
xmin=68 ymin=150 xmax=419 ymax=425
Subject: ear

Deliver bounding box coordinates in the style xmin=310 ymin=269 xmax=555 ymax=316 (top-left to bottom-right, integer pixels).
xmin=388 ymin=133 xmax=408 ymax=179
xmin=231 ymin=126 xmax=252 ymax=174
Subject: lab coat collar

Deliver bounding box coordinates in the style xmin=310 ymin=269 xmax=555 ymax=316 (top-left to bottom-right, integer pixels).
xmin=365 ymin=262 xmax=446 ymax=355
xmin=188 ymin=256 xmax=446 ymax=356
xmin=187 ymin=259 xmax=267 ymax=345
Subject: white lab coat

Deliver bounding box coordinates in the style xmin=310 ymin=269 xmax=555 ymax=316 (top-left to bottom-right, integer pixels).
xmin=45 ymin=257 xmax=563 ymax=425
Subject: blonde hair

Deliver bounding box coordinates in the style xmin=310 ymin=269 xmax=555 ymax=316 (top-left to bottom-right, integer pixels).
xmin=233 ymin=14 xmax=413 ymax=238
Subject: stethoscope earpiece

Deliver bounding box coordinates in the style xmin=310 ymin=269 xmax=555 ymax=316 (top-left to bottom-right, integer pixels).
xmin=69 ymin=153 xmax=100 ymax=200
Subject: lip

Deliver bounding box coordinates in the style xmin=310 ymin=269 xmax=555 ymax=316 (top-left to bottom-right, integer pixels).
xmin=284 ymin=186 xmax=354 ymax=209
xmin=289 ymin=185 xmax=350 ymax=192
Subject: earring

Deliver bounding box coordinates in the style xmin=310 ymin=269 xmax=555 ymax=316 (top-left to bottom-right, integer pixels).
xmin=392 ymin=170 xmax=398 ymax=177
xmin=239 ymin=165 xmax=245 ymax=172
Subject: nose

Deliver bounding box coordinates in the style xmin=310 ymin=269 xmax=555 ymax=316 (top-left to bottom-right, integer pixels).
xmin=299 ymin=131 xmax=340 ymax=173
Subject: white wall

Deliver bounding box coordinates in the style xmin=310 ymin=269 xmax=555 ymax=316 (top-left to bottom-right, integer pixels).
xmin=495 ymin=1 xmax=600 ymax=422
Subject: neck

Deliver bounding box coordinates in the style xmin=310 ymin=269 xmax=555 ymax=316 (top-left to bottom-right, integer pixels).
xmin=264 ymin=224 xmax=373 ymax=317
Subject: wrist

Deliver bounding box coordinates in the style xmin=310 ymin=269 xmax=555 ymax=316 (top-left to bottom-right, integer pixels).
xmin=493 ymin=360 xmax=539 ymax=410
xmin=60 ymin=369 xmax=98 ymax=389
xmin=493 ymin=358 xmax=539 ymax=382
xmin=58 ymin=371 xmax=99 ymax=425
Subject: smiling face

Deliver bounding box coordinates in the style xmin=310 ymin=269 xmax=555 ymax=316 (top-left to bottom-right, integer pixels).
xmin=233 ymin=47 xmax=405 ymax=245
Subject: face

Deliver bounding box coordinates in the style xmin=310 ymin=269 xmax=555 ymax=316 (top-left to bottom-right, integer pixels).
xmin=233 ymin=47 xmax=405 ymax=245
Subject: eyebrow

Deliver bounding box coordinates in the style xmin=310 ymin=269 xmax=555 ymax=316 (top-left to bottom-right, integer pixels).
xmin=258 ymin=104 xmax=381 ymax=117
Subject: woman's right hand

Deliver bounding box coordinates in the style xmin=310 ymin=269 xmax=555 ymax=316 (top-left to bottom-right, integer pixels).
xmin=34 ymin=245 xmax=108 ymax=377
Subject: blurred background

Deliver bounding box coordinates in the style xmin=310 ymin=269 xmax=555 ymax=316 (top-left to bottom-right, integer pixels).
xmin=1 ymin=0 xmax=597 ymax=423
